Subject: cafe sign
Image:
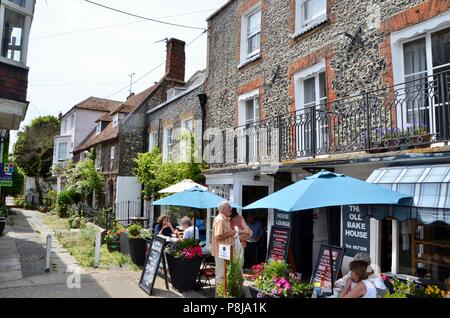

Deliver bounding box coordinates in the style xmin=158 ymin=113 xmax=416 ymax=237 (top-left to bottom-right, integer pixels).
xmin=342 ymin=205 xmax=370 ymax=257
xmin=0 ymin=163 xmax=14 ymax=187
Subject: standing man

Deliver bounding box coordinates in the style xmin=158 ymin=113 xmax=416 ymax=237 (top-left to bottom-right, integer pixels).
xmin=211 ymin=200 xmax=236 ymax=296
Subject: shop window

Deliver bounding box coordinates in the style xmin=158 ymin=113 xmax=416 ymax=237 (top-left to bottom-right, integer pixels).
xmin=399 ymin=220 xmax=450 ymax=284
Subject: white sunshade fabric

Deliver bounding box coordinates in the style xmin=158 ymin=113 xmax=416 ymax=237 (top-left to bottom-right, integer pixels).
xmin=366 ymin=164 xmax=450 ymax=225
xmin=158 ymin=179 xmax=207 ymax=193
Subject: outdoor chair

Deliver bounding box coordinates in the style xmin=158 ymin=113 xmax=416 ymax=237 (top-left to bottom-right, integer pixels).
xmin=197 ymin=254 xmax=215 ymax=296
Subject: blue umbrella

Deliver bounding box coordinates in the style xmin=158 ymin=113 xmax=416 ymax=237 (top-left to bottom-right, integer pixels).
xmin=243 ymin=170 xmax=412 ymax=293
xmin=244 ymin=170 xmax=411 ymax=211
xmin=152 ymin=186 xmax=241 ymax=240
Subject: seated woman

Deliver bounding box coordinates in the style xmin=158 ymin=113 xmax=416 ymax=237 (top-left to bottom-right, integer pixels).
xmin=154 ymin=215 xmax=176 ymax=237
xmin=340 ymin=260 xmax=377 ymax=298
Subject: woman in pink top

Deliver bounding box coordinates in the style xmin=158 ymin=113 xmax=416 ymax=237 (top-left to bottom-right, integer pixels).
xmin=230 ymin=208 xmax=253 ymax=271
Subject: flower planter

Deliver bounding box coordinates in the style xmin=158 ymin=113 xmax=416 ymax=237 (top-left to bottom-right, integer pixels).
xmin=165 ymin=252 xmax=202 ymax=292
xmin=120 ymin=232 xmax=130 ymax=256
xmin=0 ymin=218 xmax=6 ymax=236
xmin=128 ymin=238 xmax=146 ymax=267
xmin=410 ymin=134 xmax=432 ymax=148
xmin=107 ymin=241 xmax=120 ymax=252
xmin=248 ymin=285 xmax=279 ymax=298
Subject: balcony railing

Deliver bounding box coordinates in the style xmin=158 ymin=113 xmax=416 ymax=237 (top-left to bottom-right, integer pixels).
xmin=206 ymin=70 xmax=450 ymax=167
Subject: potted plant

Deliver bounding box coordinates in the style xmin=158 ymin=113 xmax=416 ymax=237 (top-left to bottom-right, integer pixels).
xmin=248 ymin=258 xmax=313 ymax=298
xmin=165 ymin=239 xmax=203 ymax=292
xmin=216 ymin=256 xmax=245 ymax=298
xmin=104 ymin=221 xmax=126 ymax=252
xmin=0 ymin=206 xmax=8 ymax=236
xmin=127 ymin=223 xmax=147 ymax=266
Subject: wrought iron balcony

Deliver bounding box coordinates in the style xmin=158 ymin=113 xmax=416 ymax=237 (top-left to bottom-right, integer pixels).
xmin=205 ymin=70 xmax=450 ymax=167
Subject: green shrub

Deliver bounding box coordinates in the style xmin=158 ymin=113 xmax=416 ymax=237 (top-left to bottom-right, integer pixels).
xmin=57 ymin=191 xmax=72 ymax=206
xmin=43 ymin=190 xmax=57 ymax=210
xmin=67 ymin=189 xmax=81 ymax=204
xmin=14 ymin=197 xmax=25 ymax=207
xmin=0 ymin=206 xmax=8 ymax=218
xmin=127 ymin=223 xmax=142 ymax=239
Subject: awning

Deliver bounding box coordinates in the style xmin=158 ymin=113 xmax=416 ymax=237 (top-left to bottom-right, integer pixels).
xmin=365 ymin=164 xmax=450 ymax=225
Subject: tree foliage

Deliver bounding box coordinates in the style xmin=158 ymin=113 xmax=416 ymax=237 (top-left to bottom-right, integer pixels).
xmin=134 ymin=141 xmax=204 ymax=200
xmin=13 ymin=116 xmax=60 ymax=203
xmin=65 ymin=154 xmax=104 ymax=199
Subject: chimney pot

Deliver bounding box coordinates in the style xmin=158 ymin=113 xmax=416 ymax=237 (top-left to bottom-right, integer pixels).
xmin=165 ymin=38 xmax=186 ymax=83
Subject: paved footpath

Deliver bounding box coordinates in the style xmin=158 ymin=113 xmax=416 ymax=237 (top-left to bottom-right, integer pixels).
xmin=0 ymin=208 xmax=204 ymax=298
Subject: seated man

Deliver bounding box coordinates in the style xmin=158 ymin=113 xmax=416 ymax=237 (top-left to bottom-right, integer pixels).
xmin=180 ymin=216 xmax=199 ymax=240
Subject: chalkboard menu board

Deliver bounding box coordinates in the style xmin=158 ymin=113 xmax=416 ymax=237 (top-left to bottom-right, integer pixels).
xmin=311 ymin=245 xmax=344 ymax=293
xmin=267 ymin=226 xmax=291 ymax=261
xmin=342 ymin=205 xmax=370 ymax=257
xmin=139 ymin=236 xmax=166 ymax=295
xmin=274 ymin=211 xmax=291 ymax=228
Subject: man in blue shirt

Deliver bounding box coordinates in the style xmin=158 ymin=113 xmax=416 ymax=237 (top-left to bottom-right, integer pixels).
xmin=245 ymin=214 xmax=264 ymax=268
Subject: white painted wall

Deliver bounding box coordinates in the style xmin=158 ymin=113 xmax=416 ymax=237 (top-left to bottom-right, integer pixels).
xmin=73 ymin=109 xmax=107 ymax=150
xmin=115 ymin=176 xmax=141 ymax=216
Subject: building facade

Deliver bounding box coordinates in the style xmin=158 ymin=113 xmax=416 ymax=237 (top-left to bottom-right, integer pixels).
xmin=203 ymin=0 xmax=450 ymax=285
xmin=0 ymin=0 xmax=36 ymax=185
xmin=52 ymin=97 xmax=121 ymax=192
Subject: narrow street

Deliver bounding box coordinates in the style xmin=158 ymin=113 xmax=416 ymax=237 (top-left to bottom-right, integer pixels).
xmin=0 ymin=208 xmax=201 ymax=298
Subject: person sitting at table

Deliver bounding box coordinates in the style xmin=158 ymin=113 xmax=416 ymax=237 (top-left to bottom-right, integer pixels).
xmin=154 ymin=215 xmax=176 ymax=237
xmin=180 ymin=216 xmax=200 ymax=240
xmin=340 ymin=260 xmax=377 ymax=298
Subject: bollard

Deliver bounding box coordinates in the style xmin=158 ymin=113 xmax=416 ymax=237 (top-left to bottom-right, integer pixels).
xmin=94 ymin=232 xmax=101 ymax=268
xmin=45 ymin=234 xmax=52 ymax=272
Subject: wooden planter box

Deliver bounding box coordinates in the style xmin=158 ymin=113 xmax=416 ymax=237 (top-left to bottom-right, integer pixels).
xmin=165 ymin=253 xmax=202 ymax=292
xmin=128 ymin=238 xmax=146 ymax=267
xmin=248 ymin=285 xmax=279 ymax=298
xmin=120 ymin=232 xmax=130 ymax=256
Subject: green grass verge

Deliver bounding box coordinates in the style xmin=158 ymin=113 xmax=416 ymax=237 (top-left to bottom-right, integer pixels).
xmin=44 ymin=215 xmax=139 ymax=271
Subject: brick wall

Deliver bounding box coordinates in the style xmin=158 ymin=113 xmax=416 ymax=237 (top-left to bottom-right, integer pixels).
xmin=0 ymin=62 xmax=28 ymax=102
xmin=165 ymin=38 xmax=186 ymax=83
xmin=205 ymin=0 xmax=434 ymax=132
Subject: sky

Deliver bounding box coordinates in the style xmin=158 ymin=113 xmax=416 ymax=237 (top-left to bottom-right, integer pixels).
xmin=10 ymin=0 xmax=228 ymax=150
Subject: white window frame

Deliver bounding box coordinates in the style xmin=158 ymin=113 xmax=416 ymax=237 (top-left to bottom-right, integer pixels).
xmin=390 ymin=12 xmax=450 ymax=134
xmin=180 ymin=118 xmax=194 ymax=162
xmin=95 ymin=145 xmax=102 ymax=169
xmin=163 ymin=126 xmax=174 ymax=162
xmin=69 ymin=113 xmax=74 ymax=130
xmin=237 ymin=89 xmax=260 ymax=127
xmin=110 ymin=146 xmax=115 ymax=160
xmin=293 ymin=60 xmax=327 ymax=154
xmin=148 ymin=131 xmax=157 ymax=151
xmin=95 ymin=122 xmax=101 ymax=135
xmin=294 ymin=0 xmax=327 ymax=36
xmin=112 ymin=113 xmax=119 ymax=127
xmin=57 ymin=142 xmax=67 ymax=161
xmin=239 ymin=3 xmax=261 ymax=65
xmin=0 ymin=0 xmax=34 ymax=66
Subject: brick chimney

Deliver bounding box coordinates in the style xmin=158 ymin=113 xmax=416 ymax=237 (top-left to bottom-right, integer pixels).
xmin=165 ymin=38 xmax=185 ymax=83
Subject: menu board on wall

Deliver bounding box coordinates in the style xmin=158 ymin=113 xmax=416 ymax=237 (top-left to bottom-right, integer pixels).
xmin=274 ymin=211 xmax=292 ymax=229
xmin=139 ymin=235 xmax=166 ymax=295
xmin=311 ymin=245 xmax=344 ymax=293
xmin=267 ymin=226 xmax=291 ymax=261
xmin=342 ymin=205 xmax=370 ymax=257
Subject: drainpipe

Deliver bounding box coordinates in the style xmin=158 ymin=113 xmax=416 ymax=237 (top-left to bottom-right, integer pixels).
xmin=141 ymin=108 xmax=150 ymax=221
xmin=197 ymin=93 xmax=208 ymax=157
